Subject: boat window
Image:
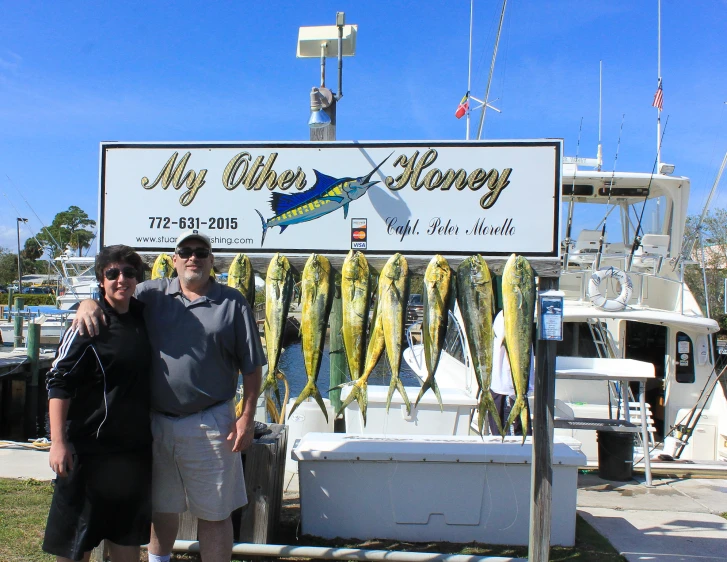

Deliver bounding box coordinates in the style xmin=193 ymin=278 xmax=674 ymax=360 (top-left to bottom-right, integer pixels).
xmin=562 ymin=184 xmax=594 ymax=196
xmin=675 ymin=332 xmax=696 ymax=384
xmin=628 ymin=195 xmax=669 ymax=236
xmin=597 ymin=187 xmax=649 ymax=197
xmin=556 ymin=323 xmax=599 ymax=358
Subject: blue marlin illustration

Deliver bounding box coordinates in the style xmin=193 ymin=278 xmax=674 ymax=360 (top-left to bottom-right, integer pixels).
xmin=256 ymin=153 xmax=392 ymax=246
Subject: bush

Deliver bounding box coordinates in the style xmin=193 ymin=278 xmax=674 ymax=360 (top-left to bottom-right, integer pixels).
xmin=2 ymin=295 xmax=57 ymax=307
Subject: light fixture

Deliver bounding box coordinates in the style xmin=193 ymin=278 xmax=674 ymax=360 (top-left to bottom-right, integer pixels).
xmin=308 ymin=87 xmax=333 ymax=128
xmin=659 ymin=162 xmax=675 ymax=175
xmin=298 ymin=13 xmax=357 ymax=130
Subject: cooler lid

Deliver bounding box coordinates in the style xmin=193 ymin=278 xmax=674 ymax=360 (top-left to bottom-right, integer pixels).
xmin=292 ymin=433 xmax=586 ymax=466
xmin=340 ymin=384 xmax=477 ymax=406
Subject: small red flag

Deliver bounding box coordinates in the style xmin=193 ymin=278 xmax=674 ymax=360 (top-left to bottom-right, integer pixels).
xmin=455 ymin=92 xmax=470 ymax=119
xmin=652 ymin=80 xmax=663 ymax=111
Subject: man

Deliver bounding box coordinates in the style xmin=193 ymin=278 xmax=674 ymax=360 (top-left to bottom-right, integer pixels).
xmin=74 ymin=230 xmax=265 ymax=562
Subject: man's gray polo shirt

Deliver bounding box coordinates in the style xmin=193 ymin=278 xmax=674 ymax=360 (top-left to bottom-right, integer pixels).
xmin=135 ymin=278 xmax=266 ymax=416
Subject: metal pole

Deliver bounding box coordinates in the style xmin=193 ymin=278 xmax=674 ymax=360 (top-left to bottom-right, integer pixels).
xmin=17 ymin=218 xmax=27 ymax=295
xmin=466 ymin=0 xmax=474 ymax=140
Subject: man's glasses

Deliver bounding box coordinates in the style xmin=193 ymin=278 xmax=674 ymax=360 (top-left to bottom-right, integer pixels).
xmin=104 ymin=266 xmax=138 ymax=281
xmin=176 ymin=247 xmax=210 ymax=259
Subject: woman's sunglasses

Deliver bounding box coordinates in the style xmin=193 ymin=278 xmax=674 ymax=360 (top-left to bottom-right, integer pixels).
xmin=104 ymin=266 xmax=138 ymax=281
xmin=176 ymin=247 xmax=210 ymax=259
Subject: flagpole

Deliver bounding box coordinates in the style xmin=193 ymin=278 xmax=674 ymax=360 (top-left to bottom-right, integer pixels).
xmin=657 ymin=0 xmax=661 ymax=167
xmin=466 ymin=0 xmax=474 ymax=140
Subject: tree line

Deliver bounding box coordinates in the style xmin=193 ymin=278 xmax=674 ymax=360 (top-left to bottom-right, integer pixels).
xmin=0 ymin=206 xmax=95 ymax=285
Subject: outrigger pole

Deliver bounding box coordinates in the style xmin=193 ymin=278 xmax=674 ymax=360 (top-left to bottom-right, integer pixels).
xmin=476 ymin=0 xmax=507 ymax=140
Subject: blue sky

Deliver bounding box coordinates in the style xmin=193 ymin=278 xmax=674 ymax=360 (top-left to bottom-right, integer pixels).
xmin=0 ymin=1 xmax=725 ymax=253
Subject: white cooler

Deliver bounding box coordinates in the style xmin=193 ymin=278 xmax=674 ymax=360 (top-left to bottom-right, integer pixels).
xmin=293 ymin=432 xmax=585 ymax=546
xmin=284 ymin=398 xmax=335 ymax=477
xmin=342 ymin=384 xmax=476 ymax=436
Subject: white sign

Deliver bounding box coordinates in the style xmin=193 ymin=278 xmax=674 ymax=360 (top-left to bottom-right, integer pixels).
xmin=100 ymin=141 xmax=562 ymax=256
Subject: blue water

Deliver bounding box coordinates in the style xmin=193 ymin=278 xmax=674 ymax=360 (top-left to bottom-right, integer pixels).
xmin=246 ymin=341 xmax=421 ymax=401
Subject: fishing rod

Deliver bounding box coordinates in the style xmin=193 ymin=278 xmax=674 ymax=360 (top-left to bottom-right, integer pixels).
xmin=562 ymin=117 xmax=584 ymax=268
xmin=626 ymin=116 xmax=670 ymax=271
xmin=5 ymin=174 xmax=66 ymax=257
xmin=594 ymin=115 xmax=625 ymax=270
xmin=674 ymin=151 xmax=727 ymax=272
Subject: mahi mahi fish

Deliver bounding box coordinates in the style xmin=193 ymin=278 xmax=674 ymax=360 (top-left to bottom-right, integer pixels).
xmin=416 ymin=255 xmax=453 ymax=409
xmin=261 ymin=253 xmax=294 ymax=406
xmin=501 ymin=253 xmax=536 ymax=442
xmin=340 ymin=251 xmax=371 ymax=415
xmin=336 ymin=292 xmax=385 ymax=425
xmin=379 ymin=253 xmax=411 ymax=414
xmin=255 ymin=153 xmax=392 ymax=246
xmin=151 ymin=253 xmax=174 ymax=279
xmin=341 ymin=250 xmax=371 ymax=384
xmin=290 ymin=254 xmax=334 ymax=421
xmin=456 ymin=255 xmax=501 ymax=436
xmin=227 ymin=253 xmax=256 ymax=306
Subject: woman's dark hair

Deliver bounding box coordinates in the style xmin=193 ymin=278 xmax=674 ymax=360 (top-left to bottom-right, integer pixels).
xmin=94 ymin=245 xmax=143 ymax=282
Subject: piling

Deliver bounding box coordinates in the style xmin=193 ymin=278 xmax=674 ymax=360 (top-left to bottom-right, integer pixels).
xmin=24 ymin=322 xmax=41 ymax=438
xmin=13 ymin=315 xmax=23 ymax=349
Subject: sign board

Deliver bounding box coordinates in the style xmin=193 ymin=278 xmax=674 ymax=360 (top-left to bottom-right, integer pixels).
xmin=100 ymin=141 xmax=562 ymax=257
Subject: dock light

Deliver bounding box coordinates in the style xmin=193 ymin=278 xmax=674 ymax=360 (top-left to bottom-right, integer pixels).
xmin=297 ymin=13 xmax=357 ymax=133
xmin=308 ymin=87 xmax=333 ymax=129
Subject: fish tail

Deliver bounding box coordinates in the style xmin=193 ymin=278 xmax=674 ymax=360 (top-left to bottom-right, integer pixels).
xmin=255 ymin=209 xmax=268 ymax=247
xmin=290 ymin=379 xmax=328 ymax=423
xmin=337 ymin=381 xmax=360 ymax=414
xmin=520 ymin=404 xmax=529 ymax=444
xmin=415 ymin=375 xmax=443 ymax=411
xmin=503 ymin=395 xmax=527 ymax=441
xmin=265 ymin=396 xmax=280 ymax=424
xmin=393 ymin=377 xmax=411 ymax=415
xmin=356 ymin=385 xmax=369 ymax=427
xmin=478 ymin=390 xmax=502 ymax=437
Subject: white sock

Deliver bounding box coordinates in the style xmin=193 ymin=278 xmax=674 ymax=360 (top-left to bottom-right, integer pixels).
xmin=148 ymin=554 xmax=171 ymax=562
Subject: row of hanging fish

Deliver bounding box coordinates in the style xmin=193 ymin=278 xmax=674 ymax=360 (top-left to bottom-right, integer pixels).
xmin=222 ymin=250 xmax=535 ymax=441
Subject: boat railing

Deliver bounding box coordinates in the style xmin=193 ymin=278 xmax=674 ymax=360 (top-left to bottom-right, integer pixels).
xmin=562 ymin=255 xmax=691 ymax=313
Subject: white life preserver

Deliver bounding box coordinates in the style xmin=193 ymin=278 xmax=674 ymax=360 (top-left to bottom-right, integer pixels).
xmin=587 ymin=267 xmax=632 ymax=311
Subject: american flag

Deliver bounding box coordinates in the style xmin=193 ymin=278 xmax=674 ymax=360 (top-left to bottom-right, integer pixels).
xmin=652 ymin=79 xmax=664 ymax=111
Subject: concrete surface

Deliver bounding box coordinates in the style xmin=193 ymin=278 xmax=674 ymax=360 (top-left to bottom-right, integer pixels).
xmin=0 ymin=446 xmax=54 ymax=480
xmin=578 ymin=473 xmax=727 ymax=562
xmin=3 ymin=445 xmax=727 ymax=562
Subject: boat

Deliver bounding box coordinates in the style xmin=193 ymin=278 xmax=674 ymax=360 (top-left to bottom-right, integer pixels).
xmin=402 ymin=164 xmax=727 ymax=467
xmin=0 ymin=252 xmax=98 ymax=347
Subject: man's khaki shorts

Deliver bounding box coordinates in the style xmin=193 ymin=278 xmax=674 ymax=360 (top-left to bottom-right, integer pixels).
xmin=151 ymin=401 xmax=247 ymax=521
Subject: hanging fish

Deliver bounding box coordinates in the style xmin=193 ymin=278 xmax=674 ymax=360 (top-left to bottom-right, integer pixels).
xmin=151 ymin=253 xmax=174 ymax=280
xmin=457 ymin=255 xmax=501 ymax=436
xmin=416 ymin=255 xmax=453 ymax=409
xmin=341 ymin=250 xmax=371 ymax=383
xmin=228 ymin=253 xmax=256 ymax=306
xmin=261 ymin=253 xmax=294 ymax=407
xmin=501 ymin=253 xmax=536 ymax=443
xmin=255 ymin=153 xmax=392 ymax=246
xmin=290 ymin=254 xmax=334 ymax=421
xmin=379 ymin=253 xmax=411 ymax=414
xmin=335 ymin=295 xmax=385 ymax=425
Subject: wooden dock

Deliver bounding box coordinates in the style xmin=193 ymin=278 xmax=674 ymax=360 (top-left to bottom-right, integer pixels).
xmin=0 ymin=348 xmax=56 ymax=441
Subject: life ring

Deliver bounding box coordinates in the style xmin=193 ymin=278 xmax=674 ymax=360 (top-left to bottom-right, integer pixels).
xmin=587 ymin=267 xmax=632 ymax=311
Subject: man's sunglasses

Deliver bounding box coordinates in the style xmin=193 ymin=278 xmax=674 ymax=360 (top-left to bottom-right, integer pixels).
xmin=176 ymin=247 xmax=210 ymax=259
xmin=104 ymin=266 xmax=138 ymax=281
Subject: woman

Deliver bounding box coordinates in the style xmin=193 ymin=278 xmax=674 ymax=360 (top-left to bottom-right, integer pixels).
xmin=43 ymin=245 xmax=152 ymax=562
